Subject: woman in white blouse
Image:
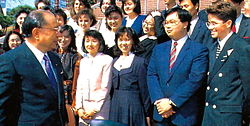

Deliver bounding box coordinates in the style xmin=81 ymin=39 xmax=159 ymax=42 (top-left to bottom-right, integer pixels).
xmin=75 ymin=30 xmax=113 ymax=125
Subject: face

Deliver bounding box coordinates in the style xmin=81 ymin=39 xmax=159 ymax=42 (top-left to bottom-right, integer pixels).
xmin=117 ymin=33 xmax=133 ymax=56
xmin=124 ymin=0 xmax=136 ymax=14
xmin=16 ymin=13 xmax=28 ymax=28
xmin=164 ymin=12 xmax=188 ymax=40
xmin=56 ymin=15 xmax=65 ymax=26
xmin=84 ymin=36 xmax=100 ymax=56
xmin=8 ymin=33 xmax=22 ymax=49
xmin=207 ymin=14 xmax=232 ymax=40
xmin=107 ymin=12 xmax=123 ymax=32
xmin=78 ymin=14 xmax=92 ymax=32
xmin=142 ymin=15 xmax=155 ymax=36
xmin=74 ymin=0 xmax=85 ymax=14
xmin=180 ymin=0 xmax=198 ymax=17
xmin=58 ymin=30 xmax=72 ymax=50
xmin=101 ymin=0 xmax=112 ymax=13
xmin=37 ymin=2 xmax=46 ymax=10
xmin=37 ymin=12 xmax=60 ymax=52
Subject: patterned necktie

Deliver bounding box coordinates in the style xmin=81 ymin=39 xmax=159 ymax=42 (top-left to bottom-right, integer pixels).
xmin=43 ymin=55 xmax=57 ymax=90
xmin=215 ymin=42 xmax=221 ymax=59
xmin=169 ymin=41 xmax=178 ymax=70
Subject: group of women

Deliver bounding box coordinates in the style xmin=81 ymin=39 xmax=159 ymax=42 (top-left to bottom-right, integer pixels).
xmin=0 ymin=0 xmax=162 ymax=125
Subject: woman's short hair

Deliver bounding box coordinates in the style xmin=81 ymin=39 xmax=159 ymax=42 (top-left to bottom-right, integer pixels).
xmin=3 ymin=31 xmax=24 ymax=51
xmin=59 ymin=25 xmax=77 ymax=52
xmin=82 ymin=30 xmax=107 ymax=53
xmin=70 ymin=0 xmax=91 ymax=18
xmin=100 ymin=0 xmax=116 ymax=10
xmin=75 ymin=9 xmax=97 ymax=27
xmin=121 ymin=0 xmax=141 ymax=15
xmin=34 ymin=0 xmax=51 ymax=9
xmin=113 ymin=26 xmax=142 ymax=56
xmin=55 ymin=8 xmax=67 ymax=24
xmin=104 ymin=5 xmax=123 ymax=30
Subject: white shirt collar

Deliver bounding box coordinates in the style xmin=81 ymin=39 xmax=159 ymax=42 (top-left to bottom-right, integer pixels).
xmin=235 ymin=13 xmax=243 ymax=33
xmin=188 ymin=16 xmax=199 ymax=36
xmin=217 ymin=32 xmax=233 ymax=50
xmin=171 ymin=35 xmax=188 ymax=57
xmin=126 ymin=15 xmax=138 ymax=27
xmin=25 ymin=41 xmax=46 ymax=64
xmin=114 ymin=52 xmax=135 ymax=71
xmin=139 ymin=35 xmax=157 ymax=41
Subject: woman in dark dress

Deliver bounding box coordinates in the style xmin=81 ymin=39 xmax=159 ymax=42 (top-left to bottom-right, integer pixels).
xmin=57 ymin=25 xmax=78 ymax=104
xmin=138 ymin=13 xmax=158 ymax=62
xmin=109 ymin=27 xmax=150 ymax=126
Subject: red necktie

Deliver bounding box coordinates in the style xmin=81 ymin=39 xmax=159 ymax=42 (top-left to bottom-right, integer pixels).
xmin=232 ymin=25 xmax=236 ymax=32
xmin=169 ymin=42 xmax=178 ymax=70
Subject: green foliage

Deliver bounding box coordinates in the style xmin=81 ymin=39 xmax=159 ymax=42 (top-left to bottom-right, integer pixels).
xmin=0 ymin=14 xmax=13 ymax=28
xmin=7 ymin=5 xmax=35 ymax=17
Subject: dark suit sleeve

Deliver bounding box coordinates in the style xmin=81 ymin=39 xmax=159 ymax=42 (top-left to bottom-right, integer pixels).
xmin=169 ymin=46 xmax=209 ymax=107
xmin=239 ymin=45 xmax=250 ymax=115
xmin=138 ymin=59 xmax=150 ymax=115
xmin=147 ymin=47 xmax=165 ymax=103
xmin=0 ymin=55 xmax=17 ymax=124
xmin=154 ymin=16 xmax=170 ymax=44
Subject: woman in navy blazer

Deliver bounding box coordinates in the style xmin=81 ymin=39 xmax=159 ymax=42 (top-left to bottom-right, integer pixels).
xmin=121 ymin=0 xmax=146 ymax=37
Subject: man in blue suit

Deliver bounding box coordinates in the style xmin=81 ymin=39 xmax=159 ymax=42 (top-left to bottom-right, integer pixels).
xmin=0 ymin=10 xmax=67 ymax=125
xmin=202 ymin=2 xmax=249 ymax=126
xmin=147 ymin=7 xmax=209 ymax=126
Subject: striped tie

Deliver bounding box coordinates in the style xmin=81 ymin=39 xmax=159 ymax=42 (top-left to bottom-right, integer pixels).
xmin=215 ymin=43 xmax=221 ymax=59
xmin=169 ymin=42 xmax=178 ymax=70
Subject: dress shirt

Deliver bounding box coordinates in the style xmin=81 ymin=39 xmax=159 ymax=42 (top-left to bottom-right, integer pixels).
xmin=217 ymin=32 xmax=233 ymax=50
xmin=188 ymin=16 xmax=199 ymax=36
xmin=235 ymin=14 xmax=243 ymax=33
xmin=100 ymin=29 xmax=116 ymax=48
xmin=171 ymin=35 xmax=188 ymax=58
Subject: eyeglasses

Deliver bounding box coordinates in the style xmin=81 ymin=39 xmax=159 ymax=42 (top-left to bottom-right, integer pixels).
xmin=163 ymin=20 xmax=180 ymax=26
xmin=206 ymin=21 xmax=223 ymax=28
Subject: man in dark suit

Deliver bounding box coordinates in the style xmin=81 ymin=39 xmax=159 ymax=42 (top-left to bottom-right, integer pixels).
xmin=179 ymin=0 xmax=213 ymax=44
xmin=202 ymin=2 xmax=249 ymax=126
xmin=147 ymin=7 xmax=209 ymax=126
xmin=0 ymin=10 xmax=67 ymax=125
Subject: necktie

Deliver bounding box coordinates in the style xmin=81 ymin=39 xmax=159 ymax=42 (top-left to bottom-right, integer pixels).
xmin=232 ymin=25 xmax=236 ymax=32
xmin=215 ymin=42 xmax=221 ymax=59
xmin=43 ymin=55 xmax=57 ymax=90
xmin=169 ymin=42 xmax=178 ymax=70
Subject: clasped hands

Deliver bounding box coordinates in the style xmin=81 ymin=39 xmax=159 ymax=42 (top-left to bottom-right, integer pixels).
xmin=154 ymin=98 xmax=176 ymax=118
xmin=77 ymin=108 xmax=98 ymax=120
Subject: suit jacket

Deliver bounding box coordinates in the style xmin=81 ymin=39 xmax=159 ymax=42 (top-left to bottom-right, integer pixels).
xmin=0 ymin=43 xmax=67 ymax=126
xmin=147 ymin=38 xmax=209 ymax=126
xmin=190 ymin=18 xmax=212 ymax=44
xmin=238 ymin=15 xmax=250 ymax=40
xmin=122 ymin=15 xmax=146 ymax=37
xmin=202 ymin=33 xmax=249 ymax=126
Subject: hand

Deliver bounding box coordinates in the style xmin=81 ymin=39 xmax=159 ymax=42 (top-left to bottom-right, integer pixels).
xmin=84 ymin=109 xmax=98 ymax=117
xmin=151 ymin=10 xmax=161 ymax=17
xmin=154 ymin=98 xmax=172 ymax=114
xmin=161 ymin=108 xmax=176 ymax=118
xmin=77 ymin=108 xmax=93 ymax=120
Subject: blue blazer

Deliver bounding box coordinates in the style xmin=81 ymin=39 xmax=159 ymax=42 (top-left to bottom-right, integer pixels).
xmin=0 ymin=43 xmax=67 ymax=125
xmin=202 ymin=33 xmax=249 ymax=126
xmin=147 ymin=38 xmax=209 ymax=126
xmin=238 ymin=15 xmax=250 ymax=40
xmin=122 ymin=15 xmax=146 ymax=37
xmin=190 ymin=18 xmax=212 ymax=44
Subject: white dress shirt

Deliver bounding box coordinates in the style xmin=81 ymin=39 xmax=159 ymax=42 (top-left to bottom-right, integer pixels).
xmin=171 ymin=35 xmax=188 ymax=58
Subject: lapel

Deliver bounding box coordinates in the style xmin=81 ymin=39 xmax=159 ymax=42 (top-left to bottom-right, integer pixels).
xmin=238 ymin=15 xmax=250 ymax=37
xmin=208 ymin=34 xmax=236 ymax=83
xmin=190 ymin=19 xmax=202 ymax=39
xmin=23 ymin=43 xmax=58 ymax=99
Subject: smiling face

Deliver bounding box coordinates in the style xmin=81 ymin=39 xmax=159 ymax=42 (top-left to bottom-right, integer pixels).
xmin=207 ymin=14 xmax=232 ymax=40
xmin=16 ymin=13 xmax=28 ymax=28
xmin=142 ymin=15 xmax=155 ymax=36
xmin=84 ymin=36 xmax=100 ymax=56
xmin=101 ymin=0 xmax=112 ymax=13
xmin=124 ymin=0 xmax=136 ymax=14
xmin=8 ymin=33 xmax=22 ymax=49
xmin=58 ymin=30 xmax=72 ymax=50
xmin=74 ymin=0 xmax=85 ymax=14
xmin=164 ymin=12 xmax=188 ymax=40
xmin=107 ymin=12 xmax=123 ymax=32
xmin=78 ymin=14 xmax=92 ymax=32
xmin=117 ymin=33 xmax=133 ymax=56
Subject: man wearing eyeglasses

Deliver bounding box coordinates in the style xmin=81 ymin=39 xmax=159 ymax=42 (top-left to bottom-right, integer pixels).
xmin=202 ymin=2 xmax=249 ymax=126
xmin=147 ymin=7 xmax=208 ymax=126
xmin=0 ymin=10 xmax=67 ymax=125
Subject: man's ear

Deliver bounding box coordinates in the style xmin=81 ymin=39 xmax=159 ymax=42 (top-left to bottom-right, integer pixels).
xmin=32 ymin=28 xmax=40 ymax=40
xmin=225 ymin=20 xmax=233 ymax=29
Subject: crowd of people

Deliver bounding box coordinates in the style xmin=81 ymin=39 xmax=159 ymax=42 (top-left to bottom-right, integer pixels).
xmin=0 ymin=0 xmax=250 ymax=126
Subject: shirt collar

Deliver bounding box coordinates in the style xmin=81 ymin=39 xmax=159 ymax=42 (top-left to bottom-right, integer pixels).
xmin=139 ymin=35 xmax=157 ymax=41
xmin=217 ymin=32 xmax=233 ymax=49
xmin=171 ymin=35 xmax=188 ymax=45
xmin=25 ymin=41 xmax=46 ymax=63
